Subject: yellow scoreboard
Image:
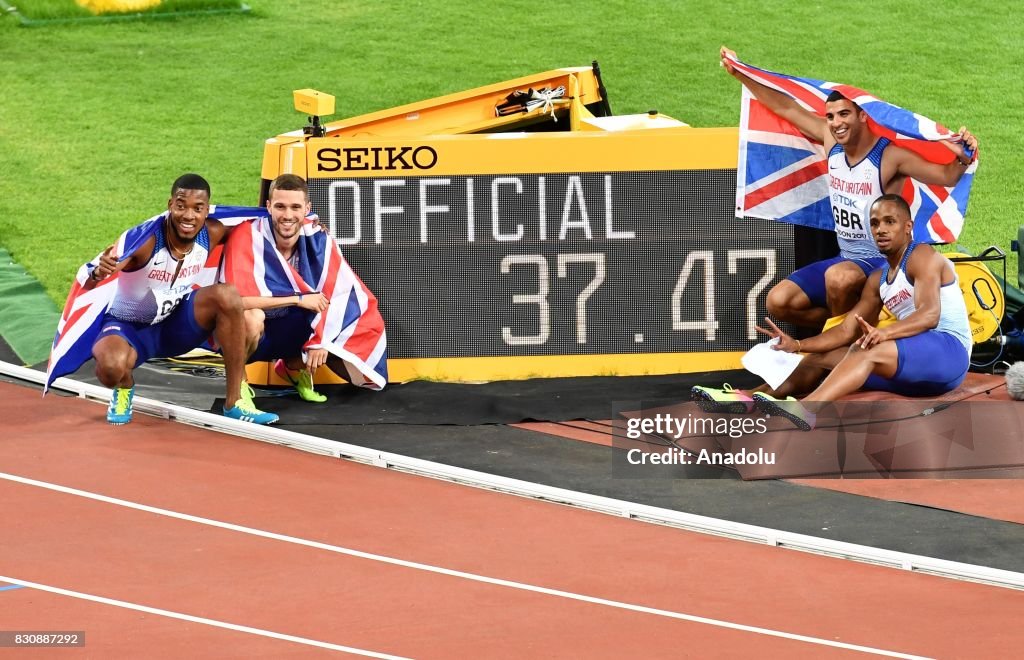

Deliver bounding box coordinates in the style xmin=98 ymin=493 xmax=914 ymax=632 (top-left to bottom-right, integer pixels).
xmin=256 ymin=66 xmax=796 ymax=383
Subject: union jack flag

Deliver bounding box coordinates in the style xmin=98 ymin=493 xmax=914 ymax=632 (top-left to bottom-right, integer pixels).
xmin=44 ymin=206 xmax=265 ymax=393
xmin=729 ymin=54 xmax=977 ymax=244
xmin=222 ymin=216 xmax=388 ymax=390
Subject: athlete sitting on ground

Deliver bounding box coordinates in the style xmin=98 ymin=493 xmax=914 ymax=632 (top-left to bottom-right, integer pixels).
xmin=697 ymin=195 xmax=971 ymax=430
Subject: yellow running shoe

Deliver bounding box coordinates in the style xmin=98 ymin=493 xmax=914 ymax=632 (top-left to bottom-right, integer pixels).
xmin=691 ymin=383 xmax=755 ymax=414
xmin=274 ymin=360 xmax=327 ymax=403
xmin=752 ymin=392 xmax=816 ymax=431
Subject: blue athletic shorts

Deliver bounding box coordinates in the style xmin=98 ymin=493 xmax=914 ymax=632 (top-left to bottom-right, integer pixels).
xmin=864 ymin=330 xmax=970 ymax=396
xmin=95 ymin=292 xmax=210 ymax=367
xmin=248 ymin=308 xmax=314 ymax=363
xmin=787 ymin=256 xmax=887 ymax=308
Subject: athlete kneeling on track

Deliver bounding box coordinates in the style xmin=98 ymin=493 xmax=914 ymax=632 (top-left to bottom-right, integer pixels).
xmin=75 ymin=174 xmax=278 ymax=425
xmin=221 ymin=174 xmax=388 ymax=403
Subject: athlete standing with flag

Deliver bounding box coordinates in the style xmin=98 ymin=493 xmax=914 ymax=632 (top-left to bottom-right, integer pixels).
xmin=720 ymin=47 xmax=978 ymax=328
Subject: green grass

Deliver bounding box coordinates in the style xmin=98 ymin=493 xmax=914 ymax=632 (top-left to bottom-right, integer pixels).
xmin=1 ymin=0 xmax=1020 ymax=306
xmin=3 ymin=0 xmax=245 ymax=22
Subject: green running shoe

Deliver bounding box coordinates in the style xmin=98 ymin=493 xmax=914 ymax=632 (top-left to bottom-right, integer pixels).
xmin=752 ymin=392 xmax=816 ymax=431
xmin=274 ymin=360 xmax=327 ymax=403
xmin=691 ymin=383 xmax=755 ymax=414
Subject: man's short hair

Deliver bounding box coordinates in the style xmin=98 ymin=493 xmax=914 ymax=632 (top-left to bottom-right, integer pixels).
xmin=825 ymin=90 xmax=863 ymax=113
xmin=872 ymin=193 xmax=912 ymax=218
xmin=171 ymin=173 xmax=211 ymax=197
xmin=269 ymin=173 xmax=308 ymax=199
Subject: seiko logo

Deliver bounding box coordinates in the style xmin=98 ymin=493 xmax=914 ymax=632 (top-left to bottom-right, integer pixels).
xmin=316 ymin=146 xmax=438 ymax=172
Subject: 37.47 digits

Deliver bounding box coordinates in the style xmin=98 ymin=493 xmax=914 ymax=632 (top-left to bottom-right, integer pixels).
xmin=500 ymin=249 xmax=777 ymax=346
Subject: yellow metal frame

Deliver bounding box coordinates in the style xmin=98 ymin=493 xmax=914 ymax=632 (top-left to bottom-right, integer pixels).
xmin=261 ymin=66 xmax=698 ymax=182
xmin=308 ymin=68 xmax=602 ymax=138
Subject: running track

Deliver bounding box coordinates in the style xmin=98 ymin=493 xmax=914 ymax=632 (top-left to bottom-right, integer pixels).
xmin=3 ymin=382 xmax=1023 ymax=658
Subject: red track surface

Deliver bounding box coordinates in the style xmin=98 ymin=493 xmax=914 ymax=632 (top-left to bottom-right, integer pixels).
xmin=4 ymin=382 xmax=1024 ymax=658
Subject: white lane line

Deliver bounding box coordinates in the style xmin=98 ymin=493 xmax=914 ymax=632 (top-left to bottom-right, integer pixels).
xmin=0 ymin=575 xmax=407 ymax=659
xmin=0 ymin=471 xmax=931 ymax=660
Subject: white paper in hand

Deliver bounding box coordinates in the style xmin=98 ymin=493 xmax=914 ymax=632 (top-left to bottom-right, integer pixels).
xmin=741 ymin=338 xmax=804 ymax=390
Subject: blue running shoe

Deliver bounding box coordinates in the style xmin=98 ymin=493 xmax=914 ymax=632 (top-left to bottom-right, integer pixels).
xmin=223 ymin=382 xmax=279 ymax=425
xmin=107 ymin=386 xmax=134 ymax=425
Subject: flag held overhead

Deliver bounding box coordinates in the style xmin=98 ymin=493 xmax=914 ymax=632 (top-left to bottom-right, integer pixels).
xmin=728 ymin=53 xmax=977 ymax=244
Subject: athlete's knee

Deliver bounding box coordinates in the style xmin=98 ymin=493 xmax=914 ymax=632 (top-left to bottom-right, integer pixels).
xmin=824 ymin=266 xmax=865 ymax=295
xmin=94 ymin=361 xmax=127 ymax=387
xmin=766 ymin=283 xmax=798 ymax=318
xmin=824 ymin=268 xmax=865 ymax=314
xmin=844 ymin=343 xmax=888 ymax=369
xmin=243 ymin=312 xmax=264 ymax=356
xmin=843 ymin=344 xmax=866 ymax=360
xmin=205 ymin=283 xmax=244 ymax=315
xmin=93 ymin=343 xmax=133 ymax=386
xmin=244 ymin=309 xmax=266 ymax=336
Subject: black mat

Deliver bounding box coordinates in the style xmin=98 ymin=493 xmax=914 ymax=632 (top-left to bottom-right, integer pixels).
xmin=214 ymin=371 xmax=763 ymax=425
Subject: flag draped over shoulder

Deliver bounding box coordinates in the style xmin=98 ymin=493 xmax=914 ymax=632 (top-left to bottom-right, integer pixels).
xmin=729 ymin=54 xmax=977 ymax=244
xmin=222 ymin=216 xmax=388 ymax=390
xmin=44 ymin=206 xmax=265 ymax=393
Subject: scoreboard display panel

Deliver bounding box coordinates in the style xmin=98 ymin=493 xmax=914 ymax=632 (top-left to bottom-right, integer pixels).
xmin=288 ymin=128 xmax=795 ymax=381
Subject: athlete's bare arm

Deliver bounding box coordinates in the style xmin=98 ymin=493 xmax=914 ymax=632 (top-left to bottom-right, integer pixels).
xmin=760 ymin=272 xmax=884 ymax=355
xmin=882 ymin=128 xmax=978 ymax=191
xmin=206 ymin=219 xmax=231 ymax=248
xmin=720 ymin=46 xmax=829 ymax=146
xmin=861 ymin=249 xmax=946 ymax=352
xmin=83 ymin=235 xmax=155 ymax=289
xmin=241 ymin=293 xmax=329 ymax=313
